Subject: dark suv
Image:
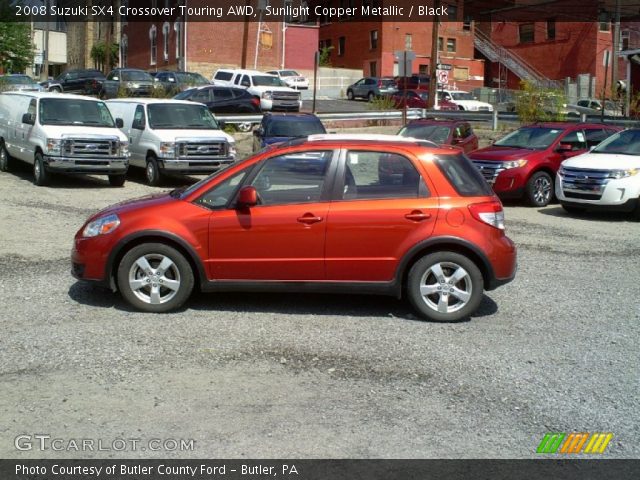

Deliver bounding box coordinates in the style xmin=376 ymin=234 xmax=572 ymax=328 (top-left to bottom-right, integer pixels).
xmin=153 ymin=71 xmax=210 ymax=95
xmin=100 ymin=69 xmax=156 ymax=99
xmin=72 ymin=135 xmax=517 ymax=322
xmin=41 ymin=69 xmax=105 ymax=95
xmin=252 ymin=113 xmax=326 ymax=152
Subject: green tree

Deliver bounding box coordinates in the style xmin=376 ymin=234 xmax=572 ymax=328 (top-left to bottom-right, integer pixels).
xmin=90 ymin=42 xmax=119 ymax=72
xmin=318 ymin=46 xmax=334 ymax=67
xmin=0 ymin=0 xmax=35 ymax=73
xmin=515 ymin=80 xmax=567 ymax=124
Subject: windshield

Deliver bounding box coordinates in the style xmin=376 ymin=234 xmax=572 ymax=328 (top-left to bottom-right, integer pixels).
xmin=398 ymin=124 xmax=452 ymax=143
xmin=4 ymin=75 xmax=36 ymax=85
xmin=253 ymin=75 xmax=286 ymax=87
xmin=265 ymin=120 xmax=326 ymax=137
xmin=177 ymin=156 xmax=254 ymax=198
xmin=175 ymin=72 xmax=209 ymax=85
xmin=39 ymin=98 xmax=115 ymax=127
xmin=494 ymin=127 xmax=564 ymax=150
xmin=592 ymin=129 xmax=640 ymax=155
xmin=279 ymin=70 xmax=298 ymax=77
xmin=147 ymin=103 xmax=219 ymax=129
xmin=121 ymin=71 xmax=153 ymax=81
xmin=380 ymin=79 xmax=396 ymax=87
xmin=450 ymin=92 xmax=475 ymax=101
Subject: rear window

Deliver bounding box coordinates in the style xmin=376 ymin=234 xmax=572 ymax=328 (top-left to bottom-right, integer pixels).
xmin=214 ymin=71 xmax=233 ymax=81
xmin=434 ymin=153 xmax=493 ymax=197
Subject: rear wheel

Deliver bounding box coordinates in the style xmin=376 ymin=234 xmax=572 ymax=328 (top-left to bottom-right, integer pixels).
xmin=237 ymin=122 xmax=253 ymax=132
xmin=407 ymin=252 xmax=484 ymax=322
xmin=347 ymin=89 xmax=354 ymax=100
xmin=33 ymin=152 xmax=50 ymax=186
xmin=108 ymin=174 xmax=126 ymax=187
xmin=145 ymin=155 xmax=162 ymax=186
xmin=526 ymin=171 xmax=553 ymax=207
xmin=0 ymin=142 xmax=11 ymax=172
xmin=117 ymin=243 xmax=195 ymax=313
xmin=367 ymin=91 xmax=375 ymax=102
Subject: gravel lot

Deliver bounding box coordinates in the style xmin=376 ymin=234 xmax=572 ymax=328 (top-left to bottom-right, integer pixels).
xmin=0 ymin=128 xmax=638 ymax=459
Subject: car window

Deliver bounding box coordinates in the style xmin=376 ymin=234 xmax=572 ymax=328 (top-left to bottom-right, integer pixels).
xmin=341 ymin=151 xmax=428 ymax=200
xmin=583 ymin=129 xmax=609 ymax=148
xmin=192 ymin=89 xmax=211 ymax=103
xmin=577 ymin=100 xmax=589 ymax=107
xmin=133 ymin=105 xmax=145 ymax=128
xmin=250 ymin=151 xmax=333 ymax=206
xmin=434 ymin=153 xmax=493 ymax=197
xmin=240 ymin=75 xmax=251 ymax=87
xmin=560 ymin=130 xmax=587 ymax=151
xmin=214 ymin=88 xmax=233 ymax=100
xmin=399 ymin=124 xmax=451 ymax=143
xmin=197 ymin=168 xmax=250 ymax=209
xmin=265 ymin=119 xmax=325 ymax=137
xmin=27 ymin=99 xmax=37 ymax=119
xmin=215 ymin=71 xmax=233 ymax=81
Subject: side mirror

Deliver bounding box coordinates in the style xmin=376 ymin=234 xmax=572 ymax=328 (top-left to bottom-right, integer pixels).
xmin=115 ymin=118 xmax=124 ymax=128
xmin=556 ymin=143 xmax=573 ymax=152
xmin=452 ymin=137 xmax=463 ymax=144
xmin=237 ymin=186 xmax=258 ymax=207
xmin=21 ymin=113 xmax=34 ymax=125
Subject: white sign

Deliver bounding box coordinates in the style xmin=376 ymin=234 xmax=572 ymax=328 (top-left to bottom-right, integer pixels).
xmin=437 ymin=70 xmax=449 ymax=85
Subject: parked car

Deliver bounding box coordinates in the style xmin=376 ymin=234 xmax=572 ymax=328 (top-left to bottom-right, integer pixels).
xmin=568 ymin=98 xmax=622 ymax=117
xmin=0 ymin=92 xmax=129 ymax=186
xmin=175 ymin=85 xmax=261 ymax=132
xmin=0 ymin=74 xmax=44 ymax=92
xmin=100 ymin=69 xmax=157 ymax=99
xmin=556 ymin=128 xmax=640 ymax=219
xmin=398 ymin=119 xmax=479 ymax=153
xmin=346 ymin=77 xmax=398 ymax=101
xmin=40 ymin=69 xmax=105 ymax=95
xmin=468 ymin=123 xmax=620 ymax=207
xmin=153 ymin=71 xmax=210 ymax=95
xmin=71 ymin=135 xmax=516 ymax=321
xmin=252 ymin=113 xmax=326 ymax=152
xmin=212 ymin=69 xmax=301 ymax=112
xmin=391 ymin=90 xmax=457 ymax=111
xmin=438 ymin=90 xmax=494 ymax=112
xmin=266 ymin=70 xmax=309 ymax=90
xmin=105 ymin=98 xmax=236 ymax=185
xmin=395 ymin=74 xmax=430 ymax=91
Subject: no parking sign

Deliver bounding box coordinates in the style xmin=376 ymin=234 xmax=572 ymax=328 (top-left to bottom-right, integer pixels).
xmin=437 ymin=70 xmax=448 ymax=85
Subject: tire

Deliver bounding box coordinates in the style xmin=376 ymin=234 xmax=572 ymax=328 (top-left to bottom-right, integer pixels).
xmin=0 ymin=141 xmax=11 ymax=172
xmin=526 ymin=171 xmax=553 ymax=207
xmin=145 ymin=156 xmax=162 ymax=186
xmin=33 ymin=152 xmax=50 ymax=186
xmin=51 ymin=86 xmax=62 ymax=93
xmin=237 ymin=122 xmax=253 ymax=132
xmin=117 ymin=243 xmax=195 ymax=313
xmin=561 ymin=203 xmax=586 ymax=215
xmin=347 ymin=89 xmax=354 ymax=100
xmin=632 ymin=201 xmax=640 ymax=221
xmin=406 ymin=252 xmax=484 ymax=322
xmin=367 ymin=91 xmax=375 ymax=102
xmin=108 ymin=174 xmax=126 ymax=187
xmin=458 ymin=105 xmax=465 ymax=110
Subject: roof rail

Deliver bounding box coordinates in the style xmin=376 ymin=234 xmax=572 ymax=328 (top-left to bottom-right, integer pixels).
xmin=306 ymin=134 xmax=438 ymax=147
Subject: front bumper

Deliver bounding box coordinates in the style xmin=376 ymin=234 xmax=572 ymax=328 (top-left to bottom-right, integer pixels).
xmin=71 ymin=235 xmax=113 ymax=287
xmin=158 ymin=157 xmax=236 ymax=174
xmin=556 ymin=174 xmax=640 ymax=208
xmin=260 ymin=99 xmax=302 ymax=111
xmin=44 ymin=155 xmax=128 ymax=174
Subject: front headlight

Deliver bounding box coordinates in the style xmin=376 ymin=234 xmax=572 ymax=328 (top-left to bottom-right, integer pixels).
xmin=82 ymin=214 xmax=120 ymax=238
xmin=119 ymin=141 xmax=129 ymax=157
xmin=609 ymin=169 xmax=638 ymax=179
xmin=502 ymin=159 xmax=528 ymax=169
xmin=262 ymin=91 xmax=273 ymax=100
xmin=46 ymin=138 xmax=62 ymax=155
xmin=159 ymin=142 xmax=176 ymax=158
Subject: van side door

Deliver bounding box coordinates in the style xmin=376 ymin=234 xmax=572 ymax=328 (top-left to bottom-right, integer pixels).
xmin=128 ymin=105 xmax=147 ymax=166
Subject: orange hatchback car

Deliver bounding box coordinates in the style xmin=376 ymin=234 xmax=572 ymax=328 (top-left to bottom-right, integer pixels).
xmin=72 ymin=135 xmax=516 ymax=322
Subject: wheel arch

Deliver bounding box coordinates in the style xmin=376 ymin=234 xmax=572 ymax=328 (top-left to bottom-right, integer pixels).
xmin=106 ymin=231 xmax=207 ymax=292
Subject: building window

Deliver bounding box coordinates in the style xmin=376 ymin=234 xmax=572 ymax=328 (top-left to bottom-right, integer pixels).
xmin=438 ymin=37 xmax=443 ymax=51
xmin=622 ymin=30 xmax=630 ymax=51
xmin=453 ymin=66 xmax=469 ymax=81
xmin=463 ymin=16 xmax=472 ymax=31
xmin=338 ymin=36 xmax=345 ymax=56
xmin=447 ymin=38 xmax=456 ymax=53
xmin=419 ymin=64 xmax=428 ymax=74
xmin=519 ymin=23 xmax=534 ymax=44
xmin=598 ymin=11 xmax=610 ymax=31
xmin=405 ymin=33 xmax=412 ymax=50
xmin=370 ymin=61 xmax=377 ymax=77
xmin=370 ymin=30 xmax=378 ymax=50
xmin=149 ymin=25 xmax=157 ymax=65
xmin=447 ymin=3 xmax=458 ymax=20
xmin=162 ymin=22 xmax=170 ymax=62
xmin=174 ymin=20 xmax=182 ymax=59
xmin=547 ymin=19 xmax=556 ymax=40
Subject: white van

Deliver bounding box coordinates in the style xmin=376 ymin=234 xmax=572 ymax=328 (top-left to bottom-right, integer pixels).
xmin=106 ymin=98 xmax=236 ymax=185
xmin=0 ymin=92 xmax=129 ymax=186
xmin=212 ymin=69 xmax=301 ymax=111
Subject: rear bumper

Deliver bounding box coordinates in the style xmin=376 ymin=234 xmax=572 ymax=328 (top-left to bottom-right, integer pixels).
xmin=486 ymin=235 xmax=517 ymax=290
xmin=159 ymin=157 xmax=236 ymax=174
xmin=44 ymin=155 xmax=128 ymax=174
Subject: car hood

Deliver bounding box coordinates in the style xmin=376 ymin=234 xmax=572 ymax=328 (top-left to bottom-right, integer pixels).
xmin=561 ymin=152 xmax=640 ymax=170
xmin=44 ymin=125 xmax=128 ymax=142
xmin=93 ymin=191 xmax=176 ymax=219
xmin=468 ymin=146 xmax=537 ymax=161
xmin=148 ymin=129 xmax=234 ymax=143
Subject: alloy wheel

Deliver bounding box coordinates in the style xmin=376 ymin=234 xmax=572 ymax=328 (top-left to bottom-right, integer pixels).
xmin=533 ymin=176 xmax=552 ymax=205
xmin=128 ymin=253 xmax=181 ymax=305
xmin=418 ymin=262 xmax=472 ymax=314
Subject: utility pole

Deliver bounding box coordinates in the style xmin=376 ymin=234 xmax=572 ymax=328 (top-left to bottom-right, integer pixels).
xmin=42 ymin=0 xmax=50 ymax=80
xmin=427 ymin=0 xmax=440 ymax=109
xmin=611 ymin=0 xmax=621 ymax=95
xmin=104 ymin=3 xmax=112 ymax=74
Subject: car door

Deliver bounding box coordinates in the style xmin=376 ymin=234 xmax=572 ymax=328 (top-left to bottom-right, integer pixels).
xmin=205 ymin=149 xmax=336 ymax=280
xmin=325 ymin=148 xmax=438 ymax=281
xmin=352 ymin=79 xmax=365 ymax=97
xmin=548 ymin=129 xmax=588 ymax=170
xmin=212 ymin=88 xmax=234 ymax=113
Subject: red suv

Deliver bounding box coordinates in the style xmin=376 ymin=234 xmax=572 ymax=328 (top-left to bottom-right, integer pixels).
xmin=72 ymin=136 xmax=516 ymax=322
xmin=468 ymin=123 xmax=620 ymax=207
xmin=398 ymin=119 xmax=479 ymax=153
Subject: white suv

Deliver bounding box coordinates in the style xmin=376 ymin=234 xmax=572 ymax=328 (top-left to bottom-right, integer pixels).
xmin=212 ymin=69 xmax=301 ymax=111
xmin=556 ymin=128 xmax=640 ymax=219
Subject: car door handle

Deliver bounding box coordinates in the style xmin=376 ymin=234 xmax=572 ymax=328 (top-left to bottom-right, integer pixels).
xmin=405 ymin=210 xmax=432 ymax=222
xmin=297 ymin=214 xmax=323 ymax=225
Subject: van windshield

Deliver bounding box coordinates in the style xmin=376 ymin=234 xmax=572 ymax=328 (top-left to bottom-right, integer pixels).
xmin=39 ymin=98 xmax=115 ymax=127
xmin=147 ymin=103 xmax=220 ymax=129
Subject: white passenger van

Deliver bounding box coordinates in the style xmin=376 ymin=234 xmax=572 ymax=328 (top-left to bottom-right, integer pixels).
xmin=212 ymin=69 xmax=301 ymax=111
xmin=106 ymin=99 xmax=237 ymax=185
xmin=0 ymin=92 xmax=129 ymax=186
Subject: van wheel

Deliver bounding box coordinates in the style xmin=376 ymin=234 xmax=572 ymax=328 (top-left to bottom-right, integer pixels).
xmin=117 ymin=243 xmax=195 ymax=313
xmin=0 ymin=142 xmax=11 ymax=172
xmin=145 ymin=156 xmax=162 ymax=186
xmin=406 ymin=252 xmax=484 ymax=322
xmin=33 ymin=153 xmax=50 ymax=186
xmin=526 ymin=171 xmax=553 ymax=207
xmin=108 ymin=174 xmax=126 ymax=187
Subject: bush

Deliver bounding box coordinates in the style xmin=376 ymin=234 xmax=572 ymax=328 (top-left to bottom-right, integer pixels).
xmin=367 ymin=94 xmax=396 ymax=111
xmin=515 ymin=80 xmax=567 ymax=124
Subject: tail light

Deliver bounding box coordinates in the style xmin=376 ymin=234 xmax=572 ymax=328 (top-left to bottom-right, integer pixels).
xmin=250 ymin=96 xmax=260 ymax=107
xmin=468 ymin=201 xmax=505 ymax=230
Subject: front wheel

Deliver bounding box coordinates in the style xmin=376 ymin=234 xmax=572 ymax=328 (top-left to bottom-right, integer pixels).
xmin=108 ymin=174 xmax=126 ymax=187
xmin=117 ymin=243 xmax=195 ymax=313
xmin=0 ymin=142 xmax=11 ymax=172
xmin=145 ymin=156 xmax=162 ymax=186
xmin=526 ymin=171 xmax=553 ymax=207
xmin=346 ymin=89 xmax=354 ymax=100
xmin=33 ymin=152 xmax=50 ymax=186
xmin=406 ymin=252 xmax=484 ymax=322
